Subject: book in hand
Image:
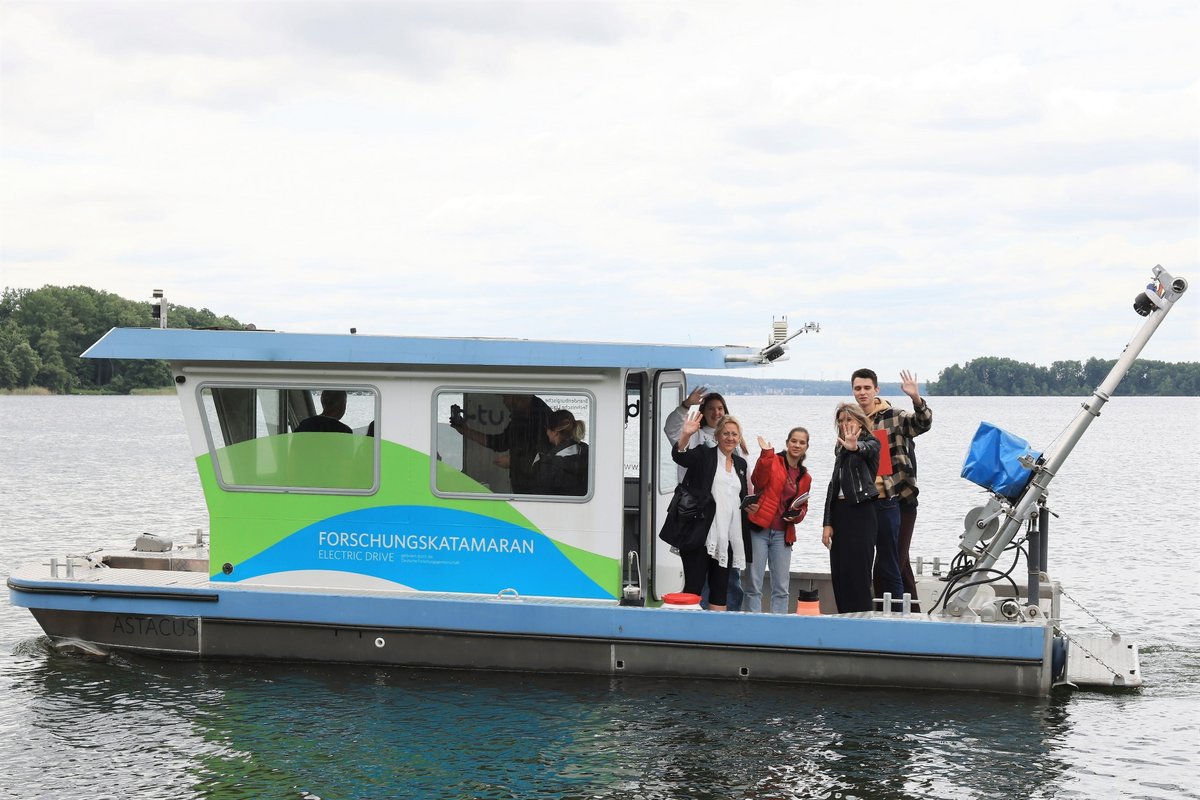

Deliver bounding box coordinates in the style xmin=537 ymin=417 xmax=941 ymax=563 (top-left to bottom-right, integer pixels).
xmin=740 ymin=494 xmax=760 ymax=510
xmin=782 ymin=492 xmax=809 ymax=521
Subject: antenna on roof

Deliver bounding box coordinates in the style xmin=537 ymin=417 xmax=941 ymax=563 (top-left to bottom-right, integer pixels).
xmin=151 ymin=289 xmax=167 ymax=329
xmin=723 ymin=317 xmax=821 ymax=364
xmin=757 ymin=317 xmax=820 ymax=363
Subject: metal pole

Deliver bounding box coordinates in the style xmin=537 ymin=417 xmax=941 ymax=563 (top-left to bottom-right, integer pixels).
xmin=1026 ymin=518 xmax=1040 ymax=609
xmin=945 ymin=267 xmax=1187 ymax=616
xmin=1038 ymin=504 xmax=1050 ymax=582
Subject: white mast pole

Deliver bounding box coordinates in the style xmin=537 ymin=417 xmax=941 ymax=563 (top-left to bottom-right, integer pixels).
xmin=944 ymin=266 xmax=1188 ymax=617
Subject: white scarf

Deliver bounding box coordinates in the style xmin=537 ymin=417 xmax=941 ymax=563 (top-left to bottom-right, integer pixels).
xmin=706 ymin=452 xmax=746 ymax=570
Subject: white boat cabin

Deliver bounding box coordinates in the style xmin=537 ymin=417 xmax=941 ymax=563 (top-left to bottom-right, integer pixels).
xmin=84 ymin=328 xmax=771 ymax=603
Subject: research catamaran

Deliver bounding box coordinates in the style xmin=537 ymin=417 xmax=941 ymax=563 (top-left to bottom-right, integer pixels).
xmin=7 ymin=267 xmax=1187 ymax=695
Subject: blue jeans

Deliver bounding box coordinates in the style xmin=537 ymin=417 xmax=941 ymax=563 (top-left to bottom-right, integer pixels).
xmin=744 ymin=529 xmax=792 ymax=614
xmin=701 ymin=564 xmax=743 ymax=610
xmin=872 ymin=497 xmax=905 ymax=609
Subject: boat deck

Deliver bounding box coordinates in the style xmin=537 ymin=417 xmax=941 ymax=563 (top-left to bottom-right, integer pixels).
xmin=7 ymin=562 xmax=1021 ymax=618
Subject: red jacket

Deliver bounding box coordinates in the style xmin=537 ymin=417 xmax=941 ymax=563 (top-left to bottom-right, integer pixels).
xmin=749 ymin=450 xmax=812 ymax=544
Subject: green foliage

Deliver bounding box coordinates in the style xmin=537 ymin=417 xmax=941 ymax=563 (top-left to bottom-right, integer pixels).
xmin=0 ymin=285 xmax=244 ymax=394
xmin=928 ymin=355 xmax=1200 ymax=396
xmin=2 ymin=284 xmax=1193 ymax=396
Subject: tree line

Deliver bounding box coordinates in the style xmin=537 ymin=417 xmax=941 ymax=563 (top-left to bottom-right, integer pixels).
xmin=0 ymin=285 xmax=245 ymax=394
xmin=927 ymin=356 xmax=1199 ymax=396
xmin=1 ymin=285 xmax=1195 ymax=395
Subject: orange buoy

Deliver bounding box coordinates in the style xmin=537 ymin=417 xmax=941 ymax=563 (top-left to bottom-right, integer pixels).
xmin=795 ymin=588 xmax=820 ymax=615
xmin=662 ymin=592 xmax=702 ymax=610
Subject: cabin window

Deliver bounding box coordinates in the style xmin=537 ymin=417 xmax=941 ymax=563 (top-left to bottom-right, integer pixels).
xmin=657 ymin=382 xmax=682 ymax=494
xmin=199 ymin=385 xmax=379 ymax=493
xmin=434 ymin=390 xmax=592 ymax=500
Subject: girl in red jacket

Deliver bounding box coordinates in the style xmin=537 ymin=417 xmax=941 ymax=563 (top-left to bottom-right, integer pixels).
xmin=744 ymin=427 xmax=812 ymax=613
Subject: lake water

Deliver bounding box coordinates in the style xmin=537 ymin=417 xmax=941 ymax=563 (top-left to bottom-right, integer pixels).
xmin=2 ymin=394 xmax=1198 ymax=800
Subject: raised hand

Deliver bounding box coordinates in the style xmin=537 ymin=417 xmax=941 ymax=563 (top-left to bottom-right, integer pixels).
xmin=684 ymin=386 xmax=706 ymax=408
xmin=900 ymin=369 xmax=920 ymax=401
xmin=838 ymin=419 xmax=859 ymax=450
xmin=757 ymin=435 xmax=772 ymax=451
xmin=678 ymin=408 xmax=701 ymax=448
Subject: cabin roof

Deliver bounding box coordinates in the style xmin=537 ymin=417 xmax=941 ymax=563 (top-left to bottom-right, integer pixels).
xmin=82 ymin=327 xmax=765 ymax=370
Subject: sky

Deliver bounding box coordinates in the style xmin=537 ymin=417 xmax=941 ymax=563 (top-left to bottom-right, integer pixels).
xmin=1 ymin=1 xmax=1197 ymax=382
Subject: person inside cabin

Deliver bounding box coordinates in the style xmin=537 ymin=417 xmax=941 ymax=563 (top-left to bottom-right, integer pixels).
xmin=449 ymin=393 xmax=552 ymax=493
xmin=530 ymin=409 xmax=589 ymax=496
xmin=744 ymin=426 xmax=813 ymax=614
xmin=666 ymin=411 xmax=753 ymax=611
xmin=821 ymin=402 xmax=880 ymax=613
xmin=662 ymin=388 xmax=746 ymax=610
xmin=851 ymin=368 xmax=932 ymax=610
xmin=296 ymin=389 xmax=354 ymax=434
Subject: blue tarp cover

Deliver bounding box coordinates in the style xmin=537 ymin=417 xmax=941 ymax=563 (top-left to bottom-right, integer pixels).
xmin=961 ymin=422 xmax=1040 ymax=498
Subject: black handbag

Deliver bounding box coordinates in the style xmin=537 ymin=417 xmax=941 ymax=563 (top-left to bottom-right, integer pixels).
xmin=673 ymin=483 xmax=708 ymax=520
xmin=658 ymin=483 xmax=711 ymax=551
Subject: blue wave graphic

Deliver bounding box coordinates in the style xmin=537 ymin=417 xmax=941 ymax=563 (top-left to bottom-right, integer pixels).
xmin=214 ymin=505 xmax=612 ymax=598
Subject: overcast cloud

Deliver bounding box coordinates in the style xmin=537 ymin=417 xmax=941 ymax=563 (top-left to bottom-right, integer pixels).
xmin=1 ymin=0 xmax=1196 ymax=381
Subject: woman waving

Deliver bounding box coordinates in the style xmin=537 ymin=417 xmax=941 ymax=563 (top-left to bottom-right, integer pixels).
xmin=745 ymin=427 xmax=812 ymax=614
xmin=821 ymin=403 xmax=880 ymax=613
xmin=669 ymin=410 xmax=752 ymax=611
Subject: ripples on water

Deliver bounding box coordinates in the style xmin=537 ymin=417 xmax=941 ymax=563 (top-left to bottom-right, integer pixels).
xmin=1 ymin=653 xmax=1086 ymax=800
xmin=2 ymin=395 xmax=1199 ymax=799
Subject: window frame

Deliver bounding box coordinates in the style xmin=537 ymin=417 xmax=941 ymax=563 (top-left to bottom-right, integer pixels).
xmin=196 ymin=380 xmax=381 ymax=495
xmin=657 ymin=379 xmax=684 ymax=495
xmin=430 ymin=385 xmax=596 ymax=503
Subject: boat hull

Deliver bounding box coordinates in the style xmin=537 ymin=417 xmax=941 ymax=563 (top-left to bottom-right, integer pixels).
xmin=27 ymin=608 xmax=1048 ymax=694
xmin=10 ymin=566 xmax=1054 ymax=696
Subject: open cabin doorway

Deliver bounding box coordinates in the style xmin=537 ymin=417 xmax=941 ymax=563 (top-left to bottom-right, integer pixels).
xmin=623 ymin=369 xmax=686 ymax=602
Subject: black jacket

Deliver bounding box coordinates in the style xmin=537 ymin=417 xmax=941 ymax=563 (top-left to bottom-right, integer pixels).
xmin=666 ymin=445 xmax=753 ymax=561
xmin=481 ymin=395 xmax=553 ymax=493
xmin=821 ymin=433 xmax=881 ymax=527
xmin=530 ymin=440 xmax=589 ymax=496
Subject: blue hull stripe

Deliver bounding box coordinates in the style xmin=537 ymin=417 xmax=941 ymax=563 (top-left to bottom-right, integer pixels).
xmin=11 ymin=579 xmax=1046 ymax=662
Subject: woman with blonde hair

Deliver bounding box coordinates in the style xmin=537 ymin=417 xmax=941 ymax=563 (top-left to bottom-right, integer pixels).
xmin=531 ymin=409 xmax=589 ymax=496
xmin=820 ymin=402 xmax=880 ymax=613
xmin=664 ymin=411 xmax=753 ymax=611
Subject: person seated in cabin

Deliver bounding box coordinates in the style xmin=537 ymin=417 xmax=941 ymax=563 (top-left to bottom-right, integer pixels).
xmin=296 ymin=390 xmax=354 ymax=434
xmin=531 ymin=409 xmax=589 ymax=496
xmin=449 ymin=393 xmax=552 ymax=493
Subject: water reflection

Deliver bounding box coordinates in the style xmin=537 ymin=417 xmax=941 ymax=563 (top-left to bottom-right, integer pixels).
xmin=7 ymin=648 xmax=1078 ymax=800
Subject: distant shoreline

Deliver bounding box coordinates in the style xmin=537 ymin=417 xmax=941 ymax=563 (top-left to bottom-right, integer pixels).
xmin=0 ymin=387 xmax=176 ymax=397
xmin=5 ymin=383 xmax=1196 ymax=398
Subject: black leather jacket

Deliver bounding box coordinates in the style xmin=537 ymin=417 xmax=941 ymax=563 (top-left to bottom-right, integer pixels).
xmin=821 ymin=433 xmax=881 ymax=526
